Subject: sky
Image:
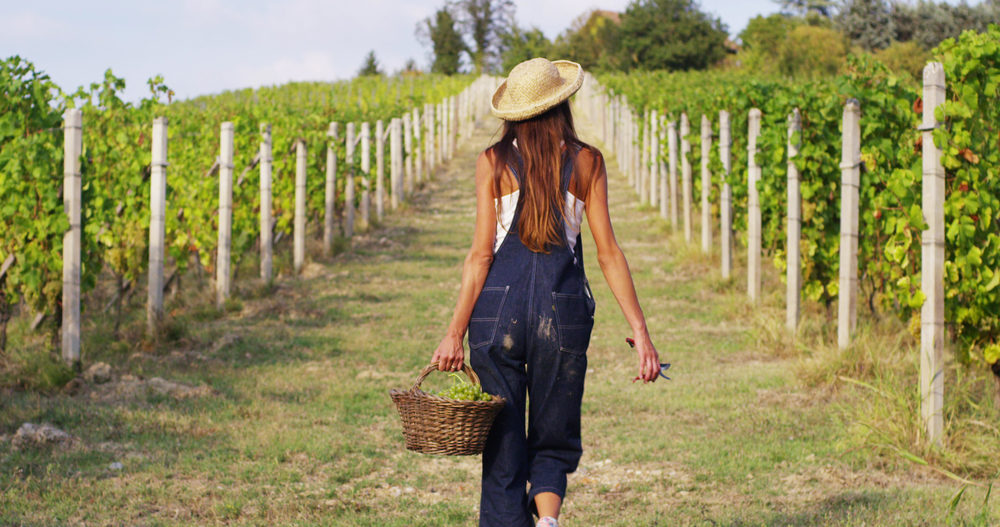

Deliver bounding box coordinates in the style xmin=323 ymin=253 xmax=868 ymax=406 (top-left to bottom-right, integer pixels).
xmin=0 ymin=0 xmax=980 ymax=102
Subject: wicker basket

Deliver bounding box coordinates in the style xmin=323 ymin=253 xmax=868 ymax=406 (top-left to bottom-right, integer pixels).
xmin=390 ymin=362 xmax=506 ymax=456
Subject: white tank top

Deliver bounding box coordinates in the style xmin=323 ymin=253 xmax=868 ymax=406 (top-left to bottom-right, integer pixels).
xmin=493 ymin=139 xmax=586 ymax=253
xmin=493 ymin=191 xmax=586 ymax=254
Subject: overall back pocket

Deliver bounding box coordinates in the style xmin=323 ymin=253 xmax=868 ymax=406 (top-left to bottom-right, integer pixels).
xmin=468 ymin=286 xmax=510 ymax=349
xmin=552 ymin=292 xmax=596 ymax=355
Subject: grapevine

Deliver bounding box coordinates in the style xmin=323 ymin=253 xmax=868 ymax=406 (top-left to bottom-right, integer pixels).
xmin=598 ymin=25 xmax=1000 ymax=367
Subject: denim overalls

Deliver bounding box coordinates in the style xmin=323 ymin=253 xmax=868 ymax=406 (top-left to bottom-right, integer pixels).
xmin=469 ymin=149 xmax=595 ymax=527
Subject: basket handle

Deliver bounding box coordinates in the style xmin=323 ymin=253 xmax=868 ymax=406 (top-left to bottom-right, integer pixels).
xmin=412 ymin=361 xmax=481 ymax=392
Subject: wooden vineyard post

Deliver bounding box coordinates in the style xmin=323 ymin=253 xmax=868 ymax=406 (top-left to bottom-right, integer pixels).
xmin=437 ymin=103 xmax=444 ymax=165
xmin=413 ymin=107 xmax=423 ymax=184
xmin=450 ymin=96 xmax=458 ymax=158
xmin=391 ymin=118 xmax=402 ymax=207
xmin=681 ymin=113 xmax=692 ymax=243
xmin=360 ymin=123 xmax=371 ymax=229
xmin=216 ymin=122 xmax=235 ymax=309
xmin=294 ymin=139 xmax=307 ymax=273
xmin=701 ymin=115 xmax=712 ymax=253
xmin=787 ymin=109 xmax=802 ymax=331
xmin=641 ymin=110 xmax=650 ymax=205
xmin=633 ymin=114 xmax=641 ymax=194
xmin=261 ymin=124 xmax=274 ymax=276
xmin=456 ymin=91 xmax=463 ymax=141
xmin=659 ymin=114 xmax=668 ymax=220
xmin=626 ymin=109 xmax=632 ymax=189
xmin=425 ymin=103 xmax=435 ymax=175
xmin=920 ymin=62 xmax=946 ymax=446
xmin=625 ymin=107 xmax=633 ymax=186
xmin=62 ymin=108 xmax=82 ymax=365
xmin=747 ymin=109 xmax=762 ymax=303
xmin=668 ymin=120 xmax=679 ymax=227
xmin=381 ymin=119 xmax=402 ymax=210
xmin=323 ymin=123 xmax=337 ymax=257
xmin=147 ymin=116 xmax=168 ymax=334
xmin=650 ymin=110 xmax=659 ymax=210
xmin=404 ymin=112 xmax=414 ymax=197
xmin=720 ymin=111 xmax=733 ymax=279
xmin=610 ymin=98 xmax=618 ymax=158
xmin=464 ymin=89 xmax=471 ymax=138
xmin=443 ymin=99 xmax=450 ymax=160
xmin=621 ymin=100 xmax=627 ymax=166
xmin=838 ymin=100 xmax=861 ymax=349
xmin=345 ymin=123 xmax=356 ymax=238
xmin=377 ymin=120 xmax=388 ymax=213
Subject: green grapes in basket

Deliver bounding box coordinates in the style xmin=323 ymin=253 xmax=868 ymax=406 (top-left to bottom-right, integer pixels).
xmin=437 ymin=372 xmax=493 ymax=402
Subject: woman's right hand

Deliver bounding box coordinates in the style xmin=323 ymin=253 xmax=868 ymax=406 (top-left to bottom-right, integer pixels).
xmin=431 ymin=333 xmax=465 ymax=372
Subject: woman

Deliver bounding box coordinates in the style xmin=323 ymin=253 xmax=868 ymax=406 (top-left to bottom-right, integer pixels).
xmin=431 ymin=58 xmax=662 ymax=527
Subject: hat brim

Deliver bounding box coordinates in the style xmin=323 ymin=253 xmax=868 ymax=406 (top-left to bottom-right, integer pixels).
xmin=490 ymin=61 xmax=584 ymax=122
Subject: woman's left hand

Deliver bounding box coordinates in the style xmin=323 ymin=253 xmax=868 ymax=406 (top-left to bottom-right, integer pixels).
xmin=631 ymin=331 xmax=661 ymax=384
xmin=431 ymin=334 xmax=465 ymax=372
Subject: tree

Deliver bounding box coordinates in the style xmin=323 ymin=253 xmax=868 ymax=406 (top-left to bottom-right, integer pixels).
xmin=617 ymin=0 xmax=729 ymax=71
xmin=500 ymin=25 xmax=553 ymax=74
xmin=836 ymin=0 xmax=894 ymax=51
xmin=775 ymin=0 xmax=835 ymax=18
xmin=891 ymin=0 xmax=1000 ymax=50
xmin=417 ymin=8 xmax=466 ymax=75
xmin=874 ymin=40 xmax=931 ymax=79
xmin=403 ymin=59 xmax=421 ymax=75
xmin=778 ymin=25 xmax=847 ymax=78
xmin=451 ymin=0 xmax=515 ymax=73
xmin=552 ymin=10 xmax=623 ymax=72
xmin=739 ymin=14 xmax=793 ymax=56
xmin=358 ymin=51 xmax=382 ymax=76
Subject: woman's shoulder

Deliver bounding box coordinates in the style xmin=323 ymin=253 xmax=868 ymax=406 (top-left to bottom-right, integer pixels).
xmin=575 ymin=144 xmax=604 ymax=168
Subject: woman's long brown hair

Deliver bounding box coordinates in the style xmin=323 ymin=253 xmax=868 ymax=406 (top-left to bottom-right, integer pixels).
xmin=490 ymin=101 xmax=599 ymax=253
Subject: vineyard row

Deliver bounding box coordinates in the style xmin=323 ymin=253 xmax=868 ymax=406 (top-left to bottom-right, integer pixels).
xmin=0 ymin=61 xmax=501 ymax=368
xmin=576 ymin=27 xmax=1000 ymax=447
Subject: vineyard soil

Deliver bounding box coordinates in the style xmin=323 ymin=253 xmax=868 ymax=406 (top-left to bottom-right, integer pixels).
xmin=0 ymin=117 xmax=995 ymax=526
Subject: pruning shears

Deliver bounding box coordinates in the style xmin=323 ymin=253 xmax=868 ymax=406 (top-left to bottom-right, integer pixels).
xmin=626 ymin=337 xmax=671 ymax=382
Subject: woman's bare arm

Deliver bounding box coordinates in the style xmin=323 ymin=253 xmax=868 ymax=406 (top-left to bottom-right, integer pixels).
xmin=583 ymin=151 xmax=662 ymax=383
xmin=431 ymin=151 xmax=498 ymax=372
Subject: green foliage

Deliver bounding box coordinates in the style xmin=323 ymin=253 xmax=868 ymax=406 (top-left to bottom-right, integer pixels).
xmin=6 ymin=346 xmax=75 ymax=390
xmin=739 ymin=14 xmax=794 ymax=58
xmin=934 ymin=25 xmax=1000 ymax=362
xmin=71 ymin=70 xmax=171 ymax=331
xmin=737 ymin=15 xmax=846 ymax=80
xmin=875 ymin=41 xmax=932 ymax=80
xmin=2 ymin=56 xmax=471 ymax=353
xmin=358 ymin=51 xmax=382 ymax=77
xmin=500 ymin=25 xmax=552 ymax=75
xmin=837 ymin=0 xmax=895 ymax=51
xmin=0 ymin=57 xmax=67 ymax=319
xmin=617 ymin=0 xmax=729 ymax=72
xmin=778 ymin=25 xmax=849 ymax=79
xmin=602 ymin=24 xmax=1000 ymax=373
xmin=775 ymin=0 xmax=834 ymax=19
xmin=552 ymin=10 xmax=623 ymax=72
xmin=892 ymin=0 xmax=1000 ymax=50
xmin=160 ymin=75 xmax=470 ymax=282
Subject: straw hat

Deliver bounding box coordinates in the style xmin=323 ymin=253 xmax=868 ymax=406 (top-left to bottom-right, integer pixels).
xmin=491 ymin=58 xmax=584 ymax=121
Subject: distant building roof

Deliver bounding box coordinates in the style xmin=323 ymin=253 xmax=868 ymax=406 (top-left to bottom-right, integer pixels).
xmin=595 ymin=10 xmax=621 ymax=24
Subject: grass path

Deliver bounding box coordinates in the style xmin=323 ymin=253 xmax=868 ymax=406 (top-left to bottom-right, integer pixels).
xmin=0 ymin=113 xmax=993 ymax=526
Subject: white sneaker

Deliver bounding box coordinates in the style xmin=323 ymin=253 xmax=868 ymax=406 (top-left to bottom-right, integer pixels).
xmin=536 ymin=517 xmax=559 ymax=527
